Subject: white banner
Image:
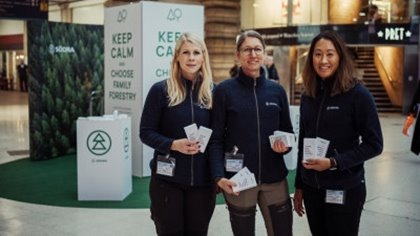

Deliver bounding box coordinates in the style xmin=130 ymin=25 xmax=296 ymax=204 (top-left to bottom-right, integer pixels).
xmin=105 ymin=2 xmax=204 ymax=176
xmin=104 ymin=3 xmax=142 ymax=176
xmin=284 ymin=105 xmax=300 ymax=170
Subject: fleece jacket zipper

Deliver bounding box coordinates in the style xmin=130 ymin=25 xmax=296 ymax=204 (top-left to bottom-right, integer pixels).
xmin=314 ymin=83 xmax=327 ymax=189
xmin=189 ymin=82 xmax=195 ymax=186
xmin=253 ymin=80 xmax=262 ymax=184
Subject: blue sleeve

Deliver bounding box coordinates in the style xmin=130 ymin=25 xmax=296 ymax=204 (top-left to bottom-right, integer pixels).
xmin=336 ymin=85 xmax=383 ymax=170
xmin=278 ymin=85 xmax=294 ymax=155
xmin=279 ymin=86 xmax=294 ymax=134
xmin=208 ymin=84 xmax=227 ymax=180
xmin=139 ymin=82 xmax=173 ymax=154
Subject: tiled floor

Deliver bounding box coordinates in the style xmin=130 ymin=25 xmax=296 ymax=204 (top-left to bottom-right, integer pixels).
xmin=1 ymin=90 xmax=420 ymax=236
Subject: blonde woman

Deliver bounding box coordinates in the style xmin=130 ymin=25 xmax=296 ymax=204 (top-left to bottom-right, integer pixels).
xmin=140 ymin=32 xmax=215 ymax=236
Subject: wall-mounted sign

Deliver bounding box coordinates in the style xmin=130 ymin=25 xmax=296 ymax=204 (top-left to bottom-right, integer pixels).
xmin=0 ymin=0 xmax=48 ymax=20
xmin=257 ymin=23 xmax=419 ymax=46
xmin=377 ymin=27 xmax=411 ymax=41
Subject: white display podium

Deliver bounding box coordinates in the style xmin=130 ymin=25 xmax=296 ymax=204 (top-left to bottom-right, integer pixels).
xmin=76 ymin=113 xmax=132 ymax=201
xmin=284 ymin=105 xmax=300 ymax=170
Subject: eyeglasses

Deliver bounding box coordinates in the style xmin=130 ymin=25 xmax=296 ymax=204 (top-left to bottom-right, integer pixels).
xmin=240 ymin=47 xmax=264 ymax=56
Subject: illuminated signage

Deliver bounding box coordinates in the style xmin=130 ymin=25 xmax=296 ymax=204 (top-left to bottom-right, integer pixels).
xmin=377 ymin=27 xmax=412 ymax=41
xmin=0 ymin=0 xmax=48 ymax=20
xmin=257 ymin=23 xmax=418 ymax=46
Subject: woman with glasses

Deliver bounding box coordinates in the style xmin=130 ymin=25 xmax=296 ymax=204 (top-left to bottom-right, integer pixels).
xmin=209 ymin=30 xmax=294 ymax=236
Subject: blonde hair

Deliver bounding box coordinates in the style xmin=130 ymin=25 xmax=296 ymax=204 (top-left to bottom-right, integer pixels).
xmin=166 ymin=32 xmax=213 ymax=109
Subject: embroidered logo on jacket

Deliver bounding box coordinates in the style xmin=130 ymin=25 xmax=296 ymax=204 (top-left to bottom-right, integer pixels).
xmin=326 ymin=106 xmax=340 ymax=110
xmin=266 ymin=102 xmax=280 ymax=108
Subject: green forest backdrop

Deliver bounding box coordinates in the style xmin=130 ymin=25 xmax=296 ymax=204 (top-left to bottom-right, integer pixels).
xmin=27 ymin=21 xmax=104 ymax=160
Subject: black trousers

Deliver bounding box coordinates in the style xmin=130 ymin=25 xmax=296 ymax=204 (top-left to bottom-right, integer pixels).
xmin=410 ymin=115 xmax=420 ymax=155
xmin=149 ymin=175 xmax=216 ymax=236
xmin=19 ymin=76 xmax=28 ymax=92
xmin=303 ymin=183 xmax=366 ymax=236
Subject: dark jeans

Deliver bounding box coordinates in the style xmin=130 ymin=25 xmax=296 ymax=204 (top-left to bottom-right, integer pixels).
xmin=303 ymin=183 xmax=366 ymax=236
xmin=19 ymin=76 xmax=28 ymax=92
xmin=149 ymin=175 xmax=216 ymax=236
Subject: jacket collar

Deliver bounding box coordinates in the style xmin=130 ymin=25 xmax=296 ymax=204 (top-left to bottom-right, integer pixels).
xmin=317 ymin=76 xmax=335 ymax=94
xmin=182 ymin=76 xmax=202 ymax=91
xmin=237 ymin=67 xmax=266 ymax=88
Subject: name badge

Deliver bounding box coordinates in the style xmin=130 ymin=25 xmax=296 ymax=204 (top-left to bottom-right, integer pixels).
xmin=225 ymin=153 xmax=244 ymax=172
xmin=325 ymin=189 xmax=345 ymax=205
xmin=156 ymin=155 xmax=176 ymax=177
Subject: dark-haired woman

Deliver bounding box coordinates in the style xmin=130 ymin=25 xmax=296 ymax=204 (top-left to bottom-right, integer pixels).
xmin=293 ymin=31 xmax=383 ymax=236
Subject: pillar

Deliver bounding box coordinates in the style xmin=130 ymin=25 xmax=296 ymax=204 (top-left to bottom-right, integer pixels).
xmin=203 ymin=0 xmax=241 ymax=83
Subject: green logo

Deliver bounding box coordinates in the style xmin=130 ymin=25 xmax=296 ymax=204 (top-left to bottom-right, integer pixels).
xmin=167 ymin=8 xmax=182 ymax=21
xmin=123 ymin=128 xmax=129 ymax=153
xmin=87 ymin=130 xmax=112 ymax=156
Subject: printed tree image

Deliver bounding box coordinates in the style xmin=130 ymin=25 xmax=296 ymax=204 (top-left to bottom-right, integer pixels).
xmin=27 ymin=21 xmax=104 ymax=160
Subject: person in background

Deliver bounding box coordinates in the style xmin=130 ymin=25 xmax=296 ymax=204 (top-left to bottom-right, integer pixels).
xmin=367 ymin=4 xmax=383 ymax=39
xmin=210 ymin=30 xmax=294 ymax=236
xmin=229 ymin=63 xmax=240 ymax=78
xmin=358 ymin=4 xmax=383 ymax=24
xmin=16 ymin=60 xmax=28 ymax=92
xmin=402 ymin=81 xmax=420 ymax=155
xmin=293 ymin=31 xmax=383 ymax=236
xmin=0 ymin=67 xmax=7 ymax=90
xmin=139 ymin=32 xmax=216 ymax=236
xmin=368 ymin=4 xmax=383 ymax=24
xmin=264 ymin=55 xmax=280 ymax=81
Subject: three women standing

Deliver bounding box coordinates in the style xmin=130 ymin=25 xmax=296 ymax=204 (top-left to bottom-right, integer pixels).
xmin=140 ymin=29 xmax=383 ymax=236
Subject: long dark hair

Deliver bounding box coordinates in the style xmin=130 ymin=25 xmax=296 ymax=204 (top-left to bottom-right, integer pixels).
xmin=302 ymin=31 xmax=359 ymax=98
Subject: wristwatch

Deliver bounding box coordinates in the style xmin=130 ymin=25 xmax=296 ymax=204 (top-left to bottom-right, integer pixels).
xmin=329 ymin=157 xmax=337 ymax=170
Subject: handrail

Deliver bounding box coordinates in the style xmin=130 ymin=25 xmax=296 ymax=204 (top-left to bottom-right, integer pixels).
xmin=375 ymin=50 xmax=394 ymax=84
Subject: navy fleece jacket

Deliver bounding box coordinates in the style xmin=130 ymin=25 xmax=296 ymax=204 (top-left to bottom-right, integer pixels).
xmin=295 ymin=78 xmax=383 ymax=190
xmin=139 ymin=79 xmax=212 ymax=187
xmin=209 ymin=69 xmax=294 ymax=184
